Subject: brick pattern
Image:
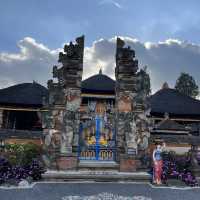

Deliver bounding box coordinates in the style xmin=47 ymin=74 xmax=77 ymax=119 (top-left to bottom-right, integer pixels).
xmin=56 ymin=156 xmax=77 ymax=170
xmin=119 ymin=156 xmax=141 ymax=172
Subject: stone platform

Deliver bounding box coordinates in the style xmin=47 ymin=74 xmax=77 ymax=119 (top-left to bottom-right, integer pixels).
xmin=78 ymin=161 xmax=119 ymax=171
xmin=42 ymin=170 xmax=151 ymax=182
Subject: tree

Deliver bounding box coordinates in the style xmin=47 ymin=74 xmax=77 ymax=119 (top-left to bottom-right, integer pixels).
xmin=175 ymin=72 xmax=199 ymax=98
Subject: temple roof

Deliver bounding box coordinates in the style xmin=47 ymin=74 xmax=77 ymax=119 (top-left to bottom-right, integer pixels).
xmin=149 ymin=88 xmax=200 ymax=118
xmin=0 ymin=82 xmax=48 ymax=107
xmin=81 ymin=73 xmax=115 ymax=94
xmin=155 ymin=119 xmax=187 ymax=131
xmin=0 ymin=74 xmax=200 ymax=119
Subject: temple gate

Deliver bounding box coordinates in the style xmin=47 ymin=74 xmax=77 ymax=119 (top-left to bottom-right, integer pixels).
xmin=42 ymin=36 xmax=150 ymax=171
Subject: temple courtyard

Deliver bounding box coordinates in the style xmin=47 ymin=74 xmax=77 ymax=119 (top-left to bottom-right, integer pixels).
xmin=1 ymin=182 xmax=200 ymax=200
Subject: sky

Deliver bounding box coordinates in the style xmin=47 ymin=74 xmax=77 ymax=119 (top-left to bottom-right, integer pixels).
xmin=0 ymin=0 xmax=200 ymax=93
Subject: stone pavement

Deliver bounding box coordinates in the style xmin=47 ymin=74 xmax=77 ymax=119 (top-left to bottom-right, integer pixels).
xmin=1 ymin=182 xmax=200 ymax=200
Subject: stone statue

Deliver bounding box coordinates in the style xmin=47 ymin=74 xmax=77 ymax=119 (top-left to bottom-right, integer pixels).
xmin=126 ymin=119 xmax=138 ymax=150
xmin=137 ymin=66 xmax=151 ymax=98
xmin=152 ymin=142 xmax=166 ymax=184
xmin=124 ymin=113 xmax=138 ymax=154
xmin=65 ymin=89 xmax=81 ymax=112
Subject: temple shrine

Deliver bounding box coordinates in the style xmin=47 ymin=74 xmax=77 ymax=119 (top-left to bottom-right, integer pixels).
xmin=42 ymin=36 xmax=150 ymax=171
xmin=0 ymin=36 xmax=200 ymax=173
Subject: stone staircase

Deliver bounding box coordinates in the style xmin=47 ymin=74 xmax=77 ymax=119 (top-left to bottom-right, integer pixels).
xmin=43 ymin=170 xmax=151 ymax=182
xmin=78 ymin=161 xmax=119 ymax=171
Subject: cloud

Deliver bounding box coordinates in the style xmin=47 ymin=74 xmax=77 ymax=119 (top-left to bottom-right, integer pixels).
xmin=0 ymin=37 xmax=59 ymax=89
xmin=0 ymin=36 xmax=200 ymax=95
xmin=99 ymin=0 xmax=122 ymax=9
xmin=83 ymin=37 xmax=200 ymax=93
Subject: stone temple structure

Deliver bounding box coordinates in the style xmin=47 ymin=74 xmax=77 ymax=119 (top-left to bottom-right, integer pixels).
xmin=42 ymin=36 xmax=150 ymax=171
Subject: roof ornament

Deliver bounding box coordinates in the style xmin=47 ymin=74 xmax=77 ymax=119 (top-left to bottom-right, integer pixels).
xmin=99 ymin=68 xmax=103 ymax=74
xmin=162 ymin=82 xmax=169 ymax=89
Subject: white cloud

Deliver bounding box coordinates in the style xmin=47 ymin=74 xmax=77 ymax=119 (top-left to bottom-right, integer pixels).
xmin=0 ymin=37 xmax=59 ymax=89
xmin=0 ymin=36 xmax=200 ymax=94
xmin=83 ymin=37 xmax=200 ymax=93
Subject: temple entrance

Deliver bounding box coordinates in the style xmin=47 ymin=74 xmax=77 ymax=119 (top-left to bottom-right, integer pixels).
xmin=78 ymin=114 xmax=116 ymax=161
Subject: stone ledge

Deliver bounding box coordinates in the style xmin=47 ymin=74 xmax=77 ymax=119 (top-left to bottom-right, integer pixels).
xmin=42 ymin=170 xmax=151 ymax=182
xmin=78 ymin=161 xmax=119 ymax=168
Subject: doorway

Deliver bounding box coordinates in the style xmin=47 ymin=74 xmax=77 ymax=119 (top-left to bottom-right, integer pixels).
xmin=79 ymin=115 xmax=116 ymax=161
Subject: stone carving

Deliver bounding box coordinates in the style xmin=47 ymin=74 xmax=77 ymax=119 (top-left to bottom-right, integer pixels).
xmin=136 ymin=66 xmax=151 ymax=98
xmin=118 ymin=93 xmax=133 ymax=113
xmin=125 ymin=114 xmax=138 ymax=150
xmin=65 ymin=89 xmax=81 ymax=111
xmin=115 ymin=37 xmax=139 ymax=155
xmin=0 ymin=110 xmax=3 ymax=128
xmin=189 ymin=145 xmax=200 ymax=176
xmin=42 ymin=36 xmax=84 ymax=167
xmin=115 ymin=37 xmax=150 ymax=160
xmin=42 ymin=35 xmax=151 ymax=171
xmin=44 ymin=129 xmax=61 ymax=148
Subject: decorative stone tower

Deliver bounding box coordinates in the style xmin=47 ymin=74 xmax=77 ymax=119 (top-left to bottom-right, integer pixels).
xmin=115 ymin=38 xmax=150 ymax=172
xmin=42 ymin=36 xmax=84 ymax=170
xmin=0 ymin=110 xmax=3 ymax=129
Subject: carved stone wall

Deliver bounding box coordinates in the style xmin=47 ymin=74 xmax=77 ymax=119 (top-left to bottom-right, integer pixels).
xmin=42 ymin=35 xmax=150 ymax=171
xmin=115 ymin=38 xmax=150 ymax=171
xmin=0 ymin=110 xmax=3 ymax=129
xmin=42 ymin=36 xmax=84 ymax=170
xmin=115 ymin=37 xmax=138 ymax=155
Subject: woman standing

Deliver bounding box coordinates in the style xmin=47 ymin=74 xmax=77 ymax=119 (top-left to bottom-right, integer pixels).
xmin=152 ymin=142 xmax=166 ymax=185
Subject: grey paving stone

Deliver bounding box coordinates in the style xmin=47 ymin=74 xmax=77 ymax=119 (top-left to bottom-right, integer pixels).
xmin=0 ymin=182 xmax=200 ymax=200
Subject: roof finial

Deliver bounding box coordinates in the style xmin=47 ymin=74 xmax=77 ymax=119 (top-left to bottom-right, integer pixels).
xmin=162 ymin=82 xmax=169 ymax=89
xmin=99 ymin=68 xmax=102 ymax=74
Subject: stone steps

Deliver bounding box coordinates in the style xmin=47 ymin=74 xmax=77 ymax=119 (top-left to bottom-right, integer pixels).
xmin=78 ymin=161 xmax=119 ymax=171
xmin=42 ymin=170 xmax=151 ymax=182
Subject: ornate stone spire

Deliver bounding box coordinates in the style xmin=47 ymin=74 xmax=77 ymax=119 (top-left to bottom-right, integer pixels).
xmin=99 ymin=68 xmax=102 ymax=74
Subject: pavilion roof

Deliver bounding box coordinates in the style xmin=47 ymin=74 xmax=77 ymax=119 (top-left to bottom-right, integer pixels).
xmin=81 ymin=73 xmax=115 ymax=94
xmin=149 ymin=88 xmax=200 ymax=118
xmin=0 ymin=82 xmax=48 ymax=107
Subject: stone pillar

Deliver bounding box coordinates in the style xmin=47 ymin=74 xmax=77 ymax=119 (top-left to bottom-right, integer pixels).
xmin=42 ymin=36 xmax=84 ymax=170
xmin=0 ymin=110 xmax=3 ymax=128
xmin=115 ymin=38 xmax=140 ymax=172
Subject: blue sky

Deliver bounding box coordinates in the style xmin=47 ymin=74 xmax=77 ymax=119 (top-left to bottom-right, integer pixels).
xmin=0 ymin=0 xmax=200 ymax=93
xmin=1 ymin=0 xmax=200 ymax=50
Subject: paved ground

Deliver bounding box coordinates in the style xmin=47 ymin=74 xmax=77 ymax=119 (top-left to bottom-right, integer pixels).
xmin=1 ymin=182 xmax=200 ymax=200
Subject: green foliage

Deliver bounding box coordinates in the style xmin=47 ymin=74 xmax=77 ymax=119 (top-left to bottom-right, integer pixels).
xmin=4 ymin=143 xmax=40 ymax=166
xmin=175 ymin=72 xmax=199 ymax=98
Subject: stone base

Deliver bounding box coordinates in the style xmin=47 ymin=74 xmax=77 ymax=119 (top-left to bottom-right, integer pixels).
xmin=119 ymin=156 xmax=141 ymax=172
xmin=56 ymin=156 xmax=77 ymax=171
xmin=190 ymin=167 xmax=200 ymax=177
